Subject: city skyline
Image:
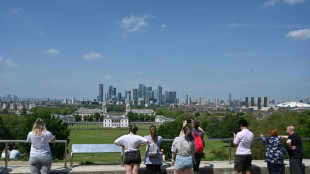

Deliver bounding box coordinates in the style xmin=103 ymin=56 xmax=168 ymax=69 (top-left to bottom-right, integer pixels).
xmin=1 ymin=1 xmax=310 ymax=100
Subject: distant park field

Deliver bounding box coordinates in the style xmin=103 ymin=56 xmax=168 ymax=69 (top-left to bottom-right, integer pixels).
xmin=68 ymin=126 xmax=236 ymax=164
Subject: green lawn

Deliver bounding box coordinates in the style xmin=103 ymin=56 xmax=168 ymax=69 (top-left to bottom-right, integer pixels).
xmin=68 ymin=127 xmax=235 ymax=164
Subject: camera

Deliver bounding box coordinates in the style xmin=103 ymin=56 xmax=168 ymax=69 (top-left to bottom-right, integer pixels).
xmin=186 ymin=119 xmax=192 ymax=123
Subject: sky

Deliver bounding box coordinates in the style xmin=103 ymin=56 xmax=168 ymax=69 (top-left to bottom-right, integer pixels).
xmin=0 ymin=0 xmax=310 ymax=101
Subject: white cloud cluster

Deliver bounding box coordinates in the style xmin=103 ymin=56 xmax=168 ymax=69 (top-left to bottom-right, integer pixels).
xmin=46 ymin=49 xmax=60 ymax=54
xmin=286 ymin=29 xmax=310 ymax=40
xmin=82 ymin=53 xmax=103 ymax=60
xmin=0 ymin=56 xmax=20 ymax=68
xmin=161 ymin=24 xmax=167 ymax=29
xmin=262 ymin=0 xmax=306 ymax=7
xmin=263 ymin=0 xmax=279 ymax=7
xmin=284 ymin=0 xmax=306 ymax=5
xmin=121 ymin=14 xmax=155 ymax=33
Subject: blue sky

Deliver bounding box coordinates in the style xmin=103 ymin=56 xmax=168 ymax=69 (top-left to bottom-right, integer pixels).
xmin=1 ymin=0 xmax=310 ymax=101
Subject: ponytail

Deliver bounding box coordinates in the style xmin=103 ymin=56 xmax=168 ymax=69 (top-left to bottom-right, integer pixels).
xmin=150 ymin=125 xmax=158 ymax=142
xmin=183 ymin=126 xmax=193 ymax=142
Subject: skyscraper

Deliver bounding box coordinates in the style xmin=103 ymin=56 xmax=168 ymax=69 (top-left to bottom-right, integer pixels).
xmin=98 ymin=84 xmax=104 ymax=102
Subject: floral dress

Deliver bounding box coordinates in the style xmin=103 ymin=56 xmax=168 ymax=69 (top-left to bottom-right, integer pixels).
xmin=259 ymin=136 xmax=284 ymax=164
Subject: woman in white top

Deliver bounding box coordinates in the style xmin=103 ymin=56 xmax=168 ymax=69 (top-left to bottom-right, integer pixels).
xmin=114 ymin=125 xmax=147 ymax=174
xmin=27 ymin=118 xmax=56 ymax=174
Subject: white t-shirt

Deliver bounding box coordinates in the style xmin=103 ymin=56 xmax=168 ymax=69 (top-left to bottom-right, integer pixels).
xmin=234 ymin=128 xmax=254 ymax=155
xmin=27 ymin=131 xmax=54 ymax=156
xmin=115 ymin=134 xmax=147 ymax=152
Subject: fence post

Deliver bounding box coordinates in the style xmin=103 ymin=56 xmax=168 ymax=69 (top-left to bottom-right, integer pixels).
xmin=5 ymin=142 xmax=8 ymax=170
xmin=64 ymin=141 xmax=67 ymax=168
xmin=229 ymin=140 xmax=232 ymax=164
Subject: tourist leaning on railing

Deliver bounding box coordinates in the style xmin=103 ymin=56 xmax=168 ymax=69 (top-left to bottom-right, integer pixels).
xmin=114 ymin=125 xmax=147 ymax=174
xmin=27 ymin=118 xmax=56 ymax=174
xmin=144 ymin=125 xmax=163 ymax=174
xmin=171 ymin=126 xmax=196 ymax=174
xmin=259 ymin=129 xmax=285 ymax=174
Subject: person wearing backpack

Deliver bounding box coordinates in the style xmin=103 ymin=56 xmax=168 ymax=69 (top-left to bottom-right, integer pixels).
xmin=187 ymin=120 xmax=204 ymax=174
xmin=144 ymin=125 xmax=163 ymax=174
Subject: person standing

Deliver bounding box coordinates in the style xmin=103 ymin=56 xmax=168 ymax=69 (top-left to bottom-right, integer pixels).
xmin=233 ymin=119 xmax=254 ymax=174
xmin=144 ymin=125 xmax=163 ymax=174
xmin=259 ymin=129 xmax=284 ymax=174
xmin=27 ymin=118 xmax=56 ymax=174
xmin=171 ymin=126 xmax=196 ymax=174
xmin=280 ymin=125 xmax=303 ymax=174
xmin=114 ymin=125 xmax=147 ymax=174
xmin=189 ymin=120 xmax=204 ymax=174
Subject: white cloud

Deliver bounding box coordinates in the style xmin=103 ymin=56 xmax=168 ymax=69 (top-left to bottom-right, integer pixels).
xmin=225 ymin=23 xmax=254 ymax=28
xmin=82 ymin=53 xmax=103 ymax=60
xmin=121 ymin=14 xmax=155 ymax=34
xmin=0 ymin=57 xmax=20 ymax=68
xmin=46 ymin=49 xmax=60 ymax=54
xmin=262 ymin=0 xmax=279 ymax=7
xmin=284 ymin=0 xmax=306 ymax=5
xmin=11 ymin=7 xmax=20 ymax=14
xmin=286 ymin=29 xmax=310 ymax=40
xmin=161 ymin=24 xmax=167 ymax=29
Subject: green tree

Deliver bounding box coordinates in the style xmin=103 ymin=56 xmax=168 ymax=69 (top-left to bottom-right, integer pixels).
xmin=74 ymin=115 xmax=82 ymax=122
xmin=17 ymin=112 xmax=70 ymax=160
xmin=157 ymin=121 xmax=183 ymax=160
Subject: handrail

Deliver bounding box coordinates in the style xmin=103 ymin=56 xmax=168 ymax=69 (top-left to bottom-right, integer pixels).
xmin=163 ymin=137 xmax=310 ymax=164
xmin=0 ymin=140 xmax=68 ymax=170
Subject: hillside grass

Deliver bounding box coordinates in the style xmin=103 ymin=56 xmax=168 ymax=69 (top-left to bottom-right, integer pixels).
xmin=68 ymin=127 xmax=235 ymax=164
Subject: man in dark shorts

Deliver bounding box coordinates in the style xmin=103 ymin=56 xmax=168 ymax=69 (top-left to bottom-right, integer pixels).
xmin=233 ymin=119 xmax=254 ymax=174
xmin=286 ymin=125 xmax=303 ymax=174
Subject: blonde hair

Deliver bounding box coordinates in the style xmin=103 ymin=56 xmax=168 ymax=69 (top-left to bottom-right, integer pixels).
xmin=32 ymin=118 xmax=47 ymax=136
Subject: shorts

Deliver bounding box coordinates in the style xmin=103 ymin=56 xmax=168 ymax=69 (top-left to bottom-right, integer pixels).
xmin=124 ymin=150 xmax=141 ymax=164
xmin=174 ymin=155 xmax=193 ymax=171
xmin=234 ymin=154 xmax=252 ymax=173
xmin=193 ymin=153 xmax=202 ymax=171
xmin=29 ymin=151 xmax=52 ymax=174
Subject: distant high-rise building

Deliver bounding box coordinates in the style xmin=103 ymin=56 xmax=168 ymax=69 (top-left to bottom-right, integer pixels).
xmin=251 ymin=97 xmax=255 ymax=106
xmin=258 ymin=97 xmax=262 ymax=109
xmin=200 ymin=98 xmax=206 ymax=105
xmin=185 ymin=95 xmax=189 ymax=105
xmin=98 ymin=84 xmax=104 ymax=102
xmin=131 ymin=89 xmax=138 ymax=104
xmin=117 ymin=93 xmax=122 ymax=101
xmin=138 ymin=84 xmax=143 ymax=98
xmin=158 ymin=86 xmax=162 ymax=105
xmin=63 ymin=98 xmax=68 ymax=104
xmin=264 ymin=97 xmax=268 ymax=107
xmin=245 ymin=97 xmax=249 ymax=107
xmin=187 ymin=96 xmax=191 ymax=106
xmin=125 ymin=91 xmax=131 ymax=101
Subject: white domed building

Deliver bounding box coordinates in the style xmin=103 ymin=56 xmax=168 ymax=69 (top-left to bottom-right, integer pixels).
xmin=276 ymin=102 xmax=310 ymax=109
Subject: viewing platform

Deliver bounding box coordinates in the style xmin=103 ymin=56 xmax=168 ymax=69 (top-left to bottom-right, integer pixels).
xmin=1 ymin=159 xmax=310 ymax=174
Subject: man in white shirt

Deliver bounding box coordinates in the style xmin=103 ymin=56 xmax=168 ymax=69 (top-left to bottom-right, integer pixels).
xmin=233 ymin=119 xmax=254 ymax=174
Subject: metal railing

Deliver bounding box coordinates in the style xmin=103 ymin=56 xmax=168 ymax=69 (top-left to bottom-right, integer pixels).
xmin=163 ymin=137 xmax=310 ymax=164
xmin=0 ymin=140 xmax=68 ymax=169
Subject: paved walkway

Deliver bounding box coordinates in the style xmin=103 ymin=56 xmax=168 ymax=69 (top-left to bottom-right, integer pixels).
xmin=0 ymin=159 xmax=309 ymax=174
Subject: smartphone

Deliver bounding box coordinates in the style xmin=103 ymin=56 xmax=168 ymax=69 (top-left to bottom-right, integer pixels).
xmin=187 ymin=119 xmax=192 ymax=123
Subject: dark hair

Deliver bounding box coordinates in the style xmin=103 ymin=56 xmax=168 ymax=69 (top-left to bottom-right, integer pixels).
xmin=129 ymin=125 xmax=138 ymax=134
xmin=183 ymin=126 xmax=194 ymax=142
xmin=239 ymin=119 xmax=248 ymax=127
xmin=150 ymin=125 xmax=158 ymax=142
xmin=193 ymin=120 xmax=200 ymax=130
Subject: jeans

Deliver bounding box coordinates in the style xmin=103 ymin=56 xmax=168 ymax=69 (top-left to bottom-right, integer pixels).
xmin=267 ymin=162 xmax=284 ymax=174
xmin=29 ymin=152 xmax=52 ymax=174
xmin=289 ymin=158 xmax=302 ymax=174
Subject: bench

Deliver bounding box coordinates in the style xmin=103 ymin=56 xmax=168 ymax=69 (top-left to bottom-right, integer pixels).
xmin=70 ymin=144 xmax=123 ymax=167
